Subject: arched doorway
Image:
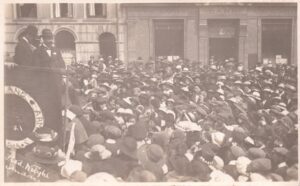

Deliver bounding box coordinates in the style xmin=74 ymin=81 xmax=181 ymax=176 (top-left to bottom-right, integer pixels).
xmin=99 ymin=32 xmax=116 ymax=59
xmin=55 ymin=30 xmax=76 ymax=66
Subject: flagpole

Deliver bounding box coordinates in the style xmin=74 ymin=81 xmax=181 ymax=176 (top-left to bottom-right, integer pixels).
xmin=62 ymin=65 xmax=69 ymax=154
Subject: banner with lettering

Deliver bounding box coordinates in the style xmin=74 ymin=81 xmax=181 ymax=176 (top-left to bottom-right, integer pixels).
xmin=4 ymin=66 xmax=64 ymax=182
xmin=5 ymin=66 xmax=63 ymax=141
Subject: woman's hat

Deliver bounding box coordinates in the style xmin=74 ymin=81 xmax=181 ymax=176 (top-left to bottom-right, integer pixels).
xmin=84 ymin=144 xmax=112 ymax=161
xmin=60 ymin=160 xmax=83 ymax=179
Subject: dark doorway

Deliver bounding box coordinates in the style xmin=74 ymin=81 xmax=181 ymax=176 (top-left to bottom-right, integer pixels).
xmin=208 ymin=19 xmax=239 ymax=63
xmin=99 ymin=32 xmax=116 ymax=59
xmin=154 ymin=19 xmax=184 ymax=61
xmin=55 ymin=30 xmax=76 ymax=65
xmin=209 ymin=38 xmax=238 ymax=62
xmin=262 ymin=19 xmax=292 ymax=64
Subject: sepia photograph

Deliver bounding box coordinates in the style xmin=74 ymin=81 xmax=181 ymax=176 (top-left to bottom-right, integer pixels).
xmin=3 ymin=1 xmax=299 ymax=184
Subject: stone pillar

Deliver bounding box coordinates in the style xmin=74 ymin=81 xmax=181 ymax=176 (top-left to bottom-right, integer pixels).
xmin=238 ymin=19 xmax=248 ymax=68
xmin=198 ymin=19 xmax=208 ymax=66
xmin=257 ymin=19 xmax=262 ymax=63
xmin=186 ymin=18 xmax=198 ymax=62
xmin=126 ymin=19 xmax=137 ymax=65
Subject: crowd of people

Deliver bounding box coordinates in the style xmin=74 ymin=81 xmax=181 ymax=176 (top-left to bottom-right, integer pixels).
xmin=5 ymin=25 xmax=298 ymax=182
xmin=52 ymin=53 xmax=297 ymax=182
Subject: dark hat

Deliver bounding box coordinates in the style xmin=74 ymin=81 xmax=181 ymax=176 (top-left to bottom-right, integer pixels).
xmin=169 ymin=155 xmax=189 ymax=175
xmin=86 ymin=134 xmax=105 ymax=148
xmin=137 ymin=144 xmax=165 ymax=167
xmin=151 ymin=132 xmax=170 ymax=149
xmin=230 ymin=145 xmax=247 ymax=159
xmin=104 ymin=125 xmax=122 ymax=139
xmin=25 ymin=25 xmax=38 ymax=36
xmin=248 ymin=148 xmax=266 ymax=159
xmin=127 ymin=166 xmax=157 ymax=182
xmin=41 ymin=28 xmax=53 ymax=40
xmin=189 ymin=158 xmax=212 ymax=181
xmin=118 ymin=136 xmax=138 ymax=159
xmin=247 ymin=158 xmax=272 ymax=173
xmin=69 ymin=105 xmax=85 ymax=117
xmin=127 ymin=123 xmax=148 ymax=141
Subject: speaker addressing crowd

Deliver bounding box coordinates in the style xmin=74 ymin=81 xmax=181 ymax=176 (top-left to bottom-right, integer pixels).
xmin=4 ymin=24 xmax=298 ymax=182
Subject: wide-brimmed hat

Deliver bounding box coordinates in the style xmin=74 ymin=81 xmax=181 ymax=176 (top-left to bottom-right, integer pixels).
xmin=60 ymin=160 xmax=83 ymax=179
xmin=118 ymin=136 xmax=138 ymax=159
xmin=84 ymin=144 xmax=112 ymax=161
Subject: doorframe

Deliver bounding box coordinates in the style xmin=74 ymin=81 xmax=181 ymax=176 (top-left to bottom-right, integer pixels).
xmin=151 ymin=18 xmax=186 ymax=60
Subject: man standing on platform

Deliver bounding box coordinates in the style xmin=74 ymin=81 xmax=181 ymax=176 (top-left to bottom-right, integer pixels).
xmin=34 ymin=28 xmax=65 ymax=70
xmin=33 ymin=28 xmax=66 ymax=143
xmin=14 ymin=25 xmax=38 ymax=66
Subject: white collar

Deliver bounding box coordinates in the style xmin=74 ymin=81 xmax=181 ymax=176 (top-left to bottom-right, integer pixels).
xmin=106 ymin=139 xmax=116 ymax=144
xmin=22 ymin=37 xmax=29 ymax=43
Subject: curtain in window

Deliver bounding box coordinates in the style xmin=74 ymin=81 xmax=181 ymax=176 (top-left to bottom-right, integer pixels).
xmin=55 ymin=3 xmax=60 ymax=17
xmin=89 ymin=3 xmax=96 ymax=16
xmin=67 ymin=4 xmax=73 ymax=18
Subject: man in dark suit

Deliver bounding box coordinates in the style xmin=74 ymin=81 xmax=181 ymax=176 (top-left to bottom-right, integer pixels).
xmin=14 ymin=25 xmax=38 ymax=66
xmin=34 ymin=29 xmax=65 ymax=70
xmin=33 ymin=29 xmax=66 ymax=140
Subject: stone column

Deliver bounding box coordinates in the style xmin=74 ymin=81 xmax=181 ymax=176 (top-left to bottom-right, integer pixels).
xmin=198 ymin=19 xmax=208 ymax=66
xmin=238 ymin=19 xmax=248 ymax=68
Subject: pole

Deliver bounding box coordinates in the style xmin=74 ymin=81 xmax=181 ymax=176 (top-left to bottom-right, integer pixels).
xmin=62 ymin=66 xmax=69 ymax=153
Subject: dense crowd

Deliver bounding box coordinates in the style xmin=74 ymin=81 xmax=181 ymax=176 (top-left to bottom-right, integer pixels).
xmin=46 ymin=56 xmax=297 ymax=182
xmin=5 ymin=24 xmax=298 ymax=182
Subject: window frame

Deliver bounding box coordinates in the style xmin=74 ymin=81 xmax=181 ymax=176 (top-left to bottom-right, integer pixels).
xmin=16 ymin=3 xmax=37 ymax=19
xmin=86 ymin=3 xmax=107 ymax=18
xmin=53 ymin=3 xmax=74 ymax=19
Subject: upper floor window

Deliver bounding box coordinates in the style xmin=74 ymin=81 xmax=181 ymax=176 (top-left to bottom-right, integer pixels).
xmin=86 ymin=3 xmax=106 ymax=18
xmin=53 ymin=3 xmax=73 ymax=18
xmin=16 ymin=4 xmax=37 ymax=18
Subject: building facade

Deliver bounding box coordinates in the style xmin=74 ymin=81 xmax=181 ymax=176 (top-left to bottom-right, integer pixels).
xmin=5 ymin=3 xmax=125 ymax=65
xmin=5 ymin=3 xmax=297 ymax=68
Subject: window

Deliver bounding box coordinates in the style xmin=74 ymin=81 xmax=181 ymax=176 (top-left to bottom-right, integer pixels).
xmin=262 ymin=19 xmax=292 ymax=64
xmin=53 ymin=3 xmax=73 ymax=18
xmin=16 ymin=4 xmax=37 ymax=18
xmin=86 ymin=3 xmax=106 ymax=18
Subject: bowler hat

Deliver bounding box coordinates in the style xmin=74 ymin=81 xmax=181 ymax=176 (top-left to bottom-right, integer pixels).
xmin=25 ymin=25 xmax=38 ymax=36
xmin=41 ymin=28 xmax=53 ymax=40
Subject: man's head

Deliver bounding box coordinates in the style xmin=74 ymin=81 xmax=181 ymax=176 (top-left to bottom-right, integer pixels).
xmin=24 ymin=25 xmax=38 ymax=43
xmin=41 ymin=29 xmax=54 ymax=47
